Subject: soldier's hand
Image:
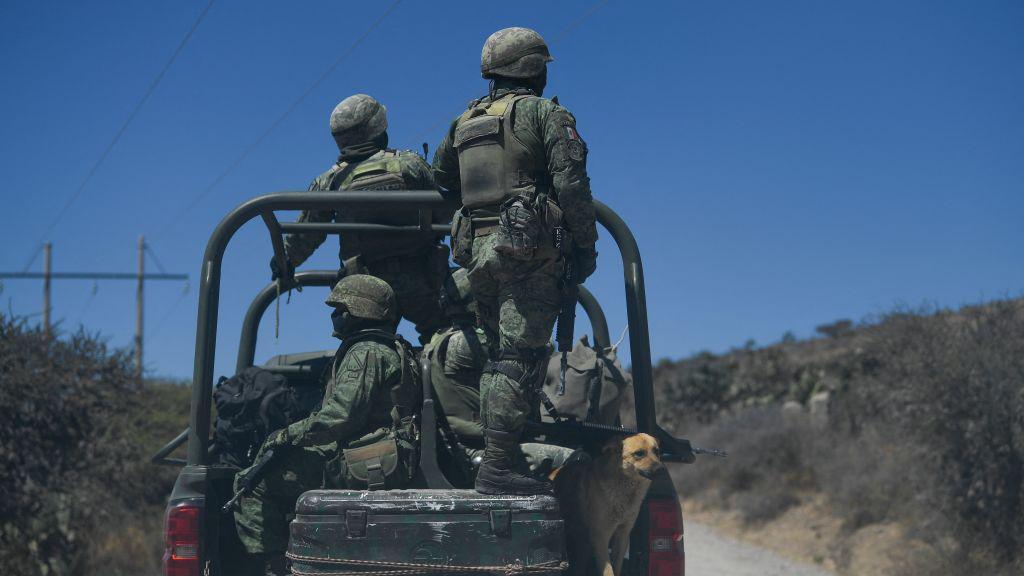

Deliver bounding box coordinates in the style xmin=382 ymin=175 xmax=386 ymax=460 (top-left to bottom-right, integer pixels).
xmin=264 ymin=428 xmax=291 ymax=450
xmin=576 ymin=246 xmax=598 ymax=283
xmin=269 ymin=255 xmax=294 ymax=282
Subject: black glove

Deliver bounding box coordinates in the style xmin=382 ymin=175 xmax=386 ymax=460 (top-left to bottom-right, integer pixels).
xmin=269 ymin=255 xmax=294 ymax=282
xmin=576 ymin=246 xmax=598 ymax=283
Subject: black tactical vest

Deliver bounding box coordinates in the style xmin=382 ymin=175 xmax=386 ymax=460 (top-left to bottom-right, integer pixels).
xmin=453 ymin=92 xmax=545 ymax=210
xmin=333 ymin=150 xmax=432 ymax=262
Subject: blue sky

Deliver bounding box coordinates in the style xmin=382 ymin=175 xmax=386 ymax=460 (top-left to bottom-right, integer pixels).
xmin=1 ymin=0 xmax=1021 ymax=380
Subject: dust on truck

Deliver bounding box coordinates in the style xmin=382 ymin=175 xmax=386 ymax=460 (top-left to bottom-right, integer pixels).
xmin=153 ymin=190 xmax=696 ymax=575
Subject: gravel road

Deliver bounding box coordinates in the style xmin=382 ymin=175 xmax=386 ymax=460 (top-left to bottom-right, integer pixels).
xmin=684 ymin=521 xmax=834 ymax=576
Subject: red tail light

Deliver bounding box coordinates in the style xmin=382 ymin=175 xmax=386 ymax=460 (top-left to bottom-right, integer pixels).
xmin=164 ymin=503 xmax=202 ymax=576
xmin=648 ymin=498 xmax=684 ymax=576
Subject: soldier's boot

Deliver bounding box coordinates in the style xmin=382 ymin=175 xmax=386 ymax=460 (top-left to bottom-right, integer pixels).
xmin=475 ymin=428 xmax=552 ymax=495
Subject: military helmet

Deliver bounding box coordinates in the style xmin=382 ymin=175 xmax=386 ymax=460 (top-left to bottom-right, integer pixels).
xmin=325 ymin=274 xmax=397 ymax=322
xmin=329 ymin=94 xmax=388 ymax=149
xmin=439 ymin=268 xmax=474 ymax=316
xmin=480 ymin=27 xmax=553 ymax=79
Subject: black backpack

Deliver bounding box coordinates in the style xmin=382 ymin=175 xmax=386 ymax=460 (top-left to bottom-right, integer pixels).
xmin=212 ymin=367 xmax=321 ymax=468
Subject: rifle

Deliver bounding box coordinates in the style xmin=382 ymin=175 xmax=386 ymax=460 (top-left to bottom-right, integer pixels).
xmin=429 ymin=381 xmax=478 ymax=484
xmin=554 ymin=227 xmax=578 ymax=396
xmin=222 ymin=445 xmax=286 ymax=514
xmin=523 ymin=419 xmax=727 ymax=464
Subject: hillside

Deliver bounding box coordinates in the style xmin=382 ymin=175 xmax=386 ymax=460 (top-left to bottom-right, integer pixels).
xmin=658 ymin=299 xmax=1024 ymax=575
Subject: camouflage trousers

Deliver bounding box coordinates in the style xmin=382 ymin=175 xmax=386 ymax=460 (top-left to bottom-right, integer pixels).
xmin=233 ymin=446 xmax=330 ymax=555
xmin=466 ymin=233 xmax=561 ymax=449
xmin=357 ymin=247 xmax=448 ymax=344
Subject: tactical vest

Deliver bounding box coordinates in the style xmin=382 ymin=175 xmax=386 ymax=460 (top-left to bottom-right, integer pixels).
xmin=325 ymin=329 xmax=422 ymax=437
xmin=325 ymin=329 xmax=422 ymax=490
xmin=332 ymin=150 xmax=433 ymax=262
xmin=453 ymin=92 xmax=545 ymax=210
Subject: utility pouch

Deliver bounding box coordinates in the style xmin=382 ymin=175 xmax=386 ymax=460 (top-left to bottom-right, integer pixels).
xmin=450 ymin=208 xmax=474 ymax=266
xmin=328 ymin=428 xmax=414 ymax=491
xmin=495 ymin=197 xmax=546 ymax=260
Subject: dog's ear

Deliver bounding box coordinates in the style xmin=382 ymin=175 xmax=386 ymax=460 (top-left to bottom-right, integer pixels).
xmin=601 ymin=437 xmax=622 ymax=455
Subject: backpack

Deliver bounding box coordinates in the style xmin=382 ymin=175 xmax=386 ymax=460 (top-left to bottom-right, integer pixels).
xmin=212 ymin=366 xmax=322 ymax=468
xmin=542 ymin=335 xmax=633 ymax=426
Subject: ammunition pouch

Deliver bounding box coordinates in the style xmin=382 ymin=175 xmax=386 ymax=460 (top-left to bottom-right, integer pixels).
xmin=450 ymin=208 xmax=474 ymax=266
xmin=328 ymin=426 xmax=416 ymax=491
xmin=494 ymin=195 xmax=561 ymax=261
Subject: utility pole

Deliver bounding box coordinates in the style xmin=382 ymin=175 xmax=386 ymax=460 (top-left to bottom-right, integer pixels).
xmin=43 ymin=243 xmax=52 ymax=339
xmin=2 ymin=241 xmax=187 ymax=380
xmin=136 ymin=235 xmax=145 ymax=383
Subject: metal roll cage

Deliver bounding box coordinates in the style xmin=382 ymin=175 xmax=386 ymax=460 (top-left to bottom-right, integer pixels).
xmin=159 ymin=190 xmax=691 ymax=467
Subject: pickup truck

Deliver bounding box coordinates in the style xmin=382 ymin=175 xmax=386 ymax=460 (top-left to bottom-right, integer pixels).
xmin=153 ymin=190 xmax=698 ymax=575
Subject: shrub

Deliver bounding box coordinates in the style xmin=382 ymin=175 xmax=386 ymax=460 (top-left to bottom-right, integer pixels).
xmin=0 ymin=314 xmax=189 ymax=575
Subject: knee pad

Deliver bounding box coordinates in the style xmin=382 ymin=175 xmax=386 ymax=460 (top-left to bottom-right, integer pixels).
xmin=485 ymin=346 xmax=550 ymax=392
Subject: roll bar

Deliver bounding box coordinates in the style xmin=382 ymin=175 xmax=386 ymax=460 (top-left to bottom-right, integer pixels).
xmin=186 ymin=191 xmax=661 ymax=465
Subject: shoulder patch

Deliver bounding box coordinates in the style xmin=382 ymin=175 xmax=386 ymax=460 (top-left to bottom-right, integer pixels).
xmin=563 ymin=122 xmax=587 ymax=162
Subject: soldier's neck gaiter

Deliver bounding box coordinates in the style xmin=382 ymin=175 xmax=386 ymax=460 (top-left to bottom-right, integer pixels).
xmin=337 ymin=133 xmax=389 ymax=163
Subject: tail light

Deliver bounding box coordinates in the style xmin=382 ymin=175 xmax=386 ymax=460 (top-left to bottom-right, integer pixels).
xmin=164 ymin=502 xmax=202 ymax=576
xmin=648 ymin=498 xmax=684 ymax=576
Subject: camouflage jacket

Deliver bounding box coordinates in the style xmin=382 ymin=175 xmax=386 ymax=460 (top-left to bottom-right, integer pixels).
xmin=282 ymin=338 xmax=403 ymax=450
xmin=432 ymin=88 xmax=598 ymax=249
xmin=284 ymin=149 xmax=439 ymax=267
xmin=424 ymin=325 xmax=491 ymax=442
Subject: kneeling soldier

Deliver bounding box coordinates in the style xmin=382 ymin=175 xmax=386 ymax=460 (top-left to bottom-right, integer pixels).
xmin=234 ymin=275 xmax=420 ymax=575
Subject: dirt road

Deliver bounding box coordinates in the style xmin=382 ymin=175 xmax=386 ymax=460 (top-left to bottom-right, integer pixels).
xmin=685 ymin=521 xmax=834 ymax=576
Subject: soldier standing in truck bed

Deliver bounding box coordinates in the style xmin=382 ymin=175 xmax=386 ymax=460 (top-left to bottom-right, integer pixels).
xmin=275 ymin=94 xmax=450 ymax=344
xmin=432 ymin=27 xmax=599 ymax=495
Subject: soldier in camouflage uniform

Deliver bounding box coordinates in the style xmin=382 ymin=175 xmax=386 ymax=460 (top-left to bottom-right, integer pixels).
xmin=424 ymin=268 xmax=573 ymax=486
xmin=432 ymin=27 xmax=598 ymax=495
xmin=234 ymin=275 xmax=419 ymax=576
xmin=276 ymin=94 xmax=450 ymax=343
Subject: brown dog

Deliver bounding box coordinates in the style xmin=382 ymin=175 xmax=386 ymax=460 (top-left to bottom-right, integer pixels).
xmin=552 ymin=433 xmax=664 ymax=576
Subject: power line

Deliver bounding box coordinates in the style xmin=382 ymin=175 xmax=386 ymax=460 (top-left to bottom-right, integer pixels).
xmin=148 ymin=281 xmax=191 ymax=343
xmin=155 ymin=0 xmax=404 ymax=240
xmin=145 ymin=243 xmax=169 ymax=274
xmin=21 ymin=244 xmax=43 ymax=273
xmin=33 ymin=0 xmax=216 ymax=246
xmin=549 ymin=0 xmax=611 ymax=43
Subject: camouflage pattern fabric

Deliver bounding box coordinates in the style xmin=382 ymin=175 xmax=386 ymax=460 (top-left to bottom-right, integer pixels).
xmin=427 ymin=324 xmax=572 ymax=481
xmin=480 ymin=27 xmax=553 ymax=79
xmin=434 ymin=86 xmax=597 ymax=482
xmin=325 ymin=274 xmax=396 ymax=321
xmin=433 ymin=89 xmax=598 ymax=251
xmin=234 ymin=337 xmax=405 ymax=554
xmin=425 ymin=326 xmax=491 ymax=441
xmin=463 ymin=233 xmax=561 ymax=351
xmin=461 ymin=443 xmax=572 ymax=478
xmin=284 ymin=149 xmax=448 ymax=341
xmin=329 ymin=94 xmax=387 ymax=149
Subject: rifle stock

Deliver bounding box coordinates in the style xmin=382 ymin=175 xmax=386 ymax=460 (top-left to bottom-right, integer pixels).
xmin=222 ymin=445 xmax=285 ymax=514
